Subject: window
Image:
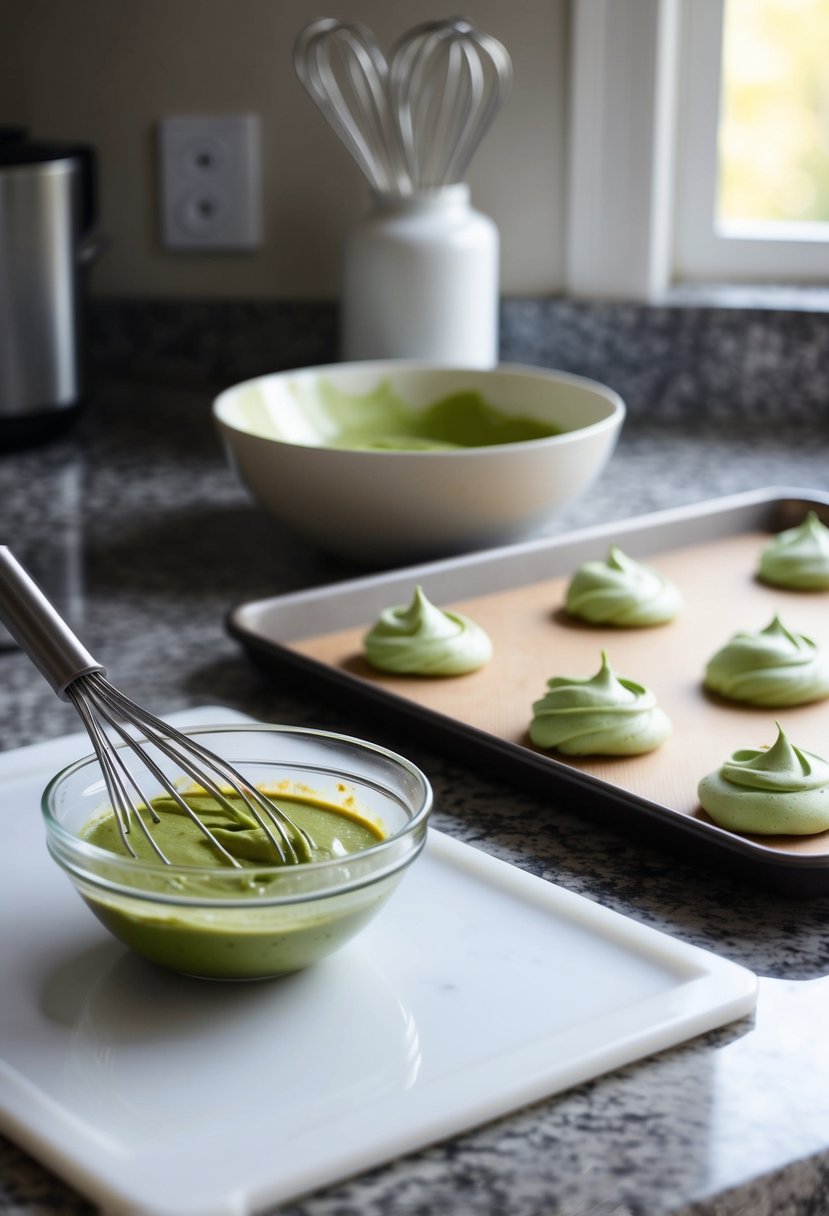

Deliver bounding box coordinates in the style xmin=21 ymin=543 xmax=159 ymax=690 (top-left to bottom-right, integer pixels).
xmin=718 ymin=0 xmax=829 ymax=228
xmin=566 ymin=0 xmax=829 ymax=299
xmin=675 ymin=0 xmax=829 ymax=283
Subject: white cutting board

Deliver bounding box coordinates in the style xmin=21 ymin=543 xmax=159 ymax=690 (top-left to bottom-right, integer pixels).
xmin=0 ymin=707 xmax=757 ymax=1216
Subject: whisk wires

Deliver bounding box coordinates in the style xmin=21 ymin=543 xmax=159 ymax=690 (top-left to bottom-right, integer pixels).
xmin=389 ymin=19 xmax=510 ymax=189
xmin=67 ymin=672 xmax=315 ymax=867
xmin=294 ymin=15 xmax=512 ymax=194
xmin=293 ymin=18 xmax=410 ymax=194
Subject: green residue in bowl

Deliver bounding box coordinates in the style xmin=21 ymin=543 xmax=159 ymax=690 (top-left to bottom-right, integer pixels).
xmin=293 ymin=380 xmax=562 ymax=451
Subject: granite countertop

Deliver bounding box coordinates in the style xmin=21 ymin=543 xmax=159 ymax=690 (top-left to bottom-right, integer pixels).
xmin=2 ymin=340 xmax=829 ymax=1215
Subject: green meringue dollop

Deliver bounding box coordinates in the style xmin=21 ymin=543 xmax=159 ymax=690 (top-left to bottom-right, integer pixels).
xmin=565 ymin=546 xmax=682 ymax=627
xmin=529 ymin=650 xmax=671 ymax=755
xmin=704 ymin=614 xmax=829 ymax=706
xmin=698 ymin=723 xmax=829 ymax=835
xmin=363 ymin=585 xmax=492 ymax=676
xmin=758 ymin=511 xmax=829 ymax=590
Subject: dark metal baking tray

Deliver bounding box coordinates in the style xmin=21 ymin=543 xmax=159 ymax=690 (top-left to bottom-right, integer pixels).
xmin=228 ymin=488 xmax=829 ymax=894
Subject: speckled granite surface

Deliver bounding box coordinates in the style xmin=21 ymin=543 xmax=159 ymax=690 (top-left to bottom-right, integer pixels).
xmin=2 ymin=299 xmax=829 ymax=1216
xmin=87 ymin=295 xmax=829 ymax=423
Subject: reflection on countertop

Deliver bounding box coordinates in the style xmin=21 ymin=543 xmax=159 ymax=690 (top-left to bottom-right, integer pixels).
xmin=1 ymin=307 xmax=829 ymax=1216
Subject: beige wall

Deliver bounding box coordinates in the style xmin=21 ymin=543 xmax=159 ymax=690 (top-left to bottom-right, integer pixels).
xmin=1 ymin=0 xmax=569 ymax=299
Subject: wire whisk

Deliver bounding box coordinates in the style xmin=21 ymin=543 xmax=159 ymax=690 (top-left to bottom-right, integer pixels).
xmin=293 ymin=17 xmax=410 ymax=194
xmin=294 ymin=14 xmax=512 ymax=194
xmin=0 ymin=547 xmax=314 ymax=867
xmin=389 ymin=18 xmax=513 ymax=190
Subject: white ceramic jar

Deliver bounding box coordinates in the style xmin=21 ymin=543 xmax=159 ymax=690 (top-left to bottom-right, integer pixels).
xmin=341 ymin=183 xmax=499 ymax=367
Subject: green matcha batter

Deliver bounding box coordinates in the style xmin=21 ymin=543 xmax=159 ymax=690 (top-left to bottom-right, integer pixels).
xmin=83 ymin=788 xmax=384 ymax=868
xmin=323 ymin=387 xmax=561 ymax=451
xmin=79 ymin=789 xmax=392 ymax=981
xmin=239 ymin=379 xmax=563 ymax=451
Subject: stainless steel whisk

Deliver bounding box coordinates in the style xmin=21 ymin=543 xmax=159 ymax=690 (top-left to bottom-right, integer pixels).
xmin=293 ymin=17 xmax=410 ymax=194
xmin=0 ymin=547 xmax=314 ymax=867
xmin=294 ymin=15 xmax=512 ymax=194
xmin=389 ymin=18 xmax=513 ymax=190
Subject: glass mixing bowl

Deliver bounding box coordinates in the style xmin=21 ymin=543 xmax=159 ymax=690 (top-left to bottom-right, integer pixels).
xmin=41 ymin=724 xmax=432 ymax=981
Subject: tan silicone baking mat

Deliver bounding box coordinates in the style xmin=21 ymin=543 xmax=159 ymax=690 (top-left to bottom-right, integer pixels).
xmin=288 ymin=528 xmax=829 ymax=857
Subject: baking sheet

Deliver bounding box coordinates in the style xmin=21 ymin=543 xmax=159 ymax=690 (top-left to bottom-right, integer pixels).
xmin=0 ymin=708 xmax=756 ymax=1216
xmin=229 ymin=488 xmax=829 ymax=892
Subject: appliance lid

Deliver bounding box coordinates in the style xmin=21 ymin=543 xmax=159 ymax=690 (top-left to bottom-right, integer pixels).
xmin=0 ymin=136 xmax=91 ymax=166
xmin=0 ymin=135 xmax=98 ymax=232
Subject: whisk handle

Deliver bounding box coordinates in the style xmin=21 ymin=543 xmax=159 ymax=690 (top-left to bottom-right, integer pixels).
xmin=0 ymin=546 xmax=105 ymax=699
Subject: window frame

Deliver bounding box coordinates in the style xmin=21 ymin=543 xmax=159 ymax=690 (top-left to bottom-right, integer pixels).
xmin=566 ymin=0 xmax=829 ymax=300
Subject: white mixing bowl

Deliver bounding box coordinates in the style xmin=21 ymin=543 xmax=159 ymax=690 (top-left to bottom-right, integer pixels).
xmin=213 ymin=360 xmax=625 ymax=564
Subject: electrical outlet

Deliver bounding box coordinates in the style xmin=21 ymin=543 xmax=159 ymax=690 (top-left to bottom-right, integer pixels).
xmin=158 ymin=114 xmax=262 ymax=250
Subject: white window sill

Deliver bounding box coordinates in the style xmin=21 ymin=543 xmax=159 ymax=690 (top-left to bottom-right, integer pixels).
xmin=661 ymin=284 xmax=829 ymax=313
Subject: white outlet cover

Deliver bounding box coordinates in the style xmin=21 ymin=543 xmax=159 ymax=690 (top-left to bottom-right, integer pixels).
xmin=158 ymin=114 xmax=262 ymax=251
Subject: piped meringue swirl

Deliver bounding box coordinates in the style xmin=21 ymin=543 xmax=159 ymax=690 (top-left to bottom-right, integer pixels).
xmin=758 ymin=511 xmax=829 ymax=590
xmin=698 ymin=723 xmax=829 ymax=835
xmin=704 ymin=614 xmax=829 ymax=706
xmin=565 ymin=546 xmax=682 ymax=627
xmin=363 ymin=585 xmax=492 ymax=676
xmin=529 ymin=650 xmax=671 ymax=755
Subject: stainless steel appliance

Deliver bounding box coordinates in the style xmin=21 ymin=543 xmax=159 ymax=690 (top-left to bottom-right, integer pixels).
xmin=0 ymin=130 xmax=103 ymax=447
